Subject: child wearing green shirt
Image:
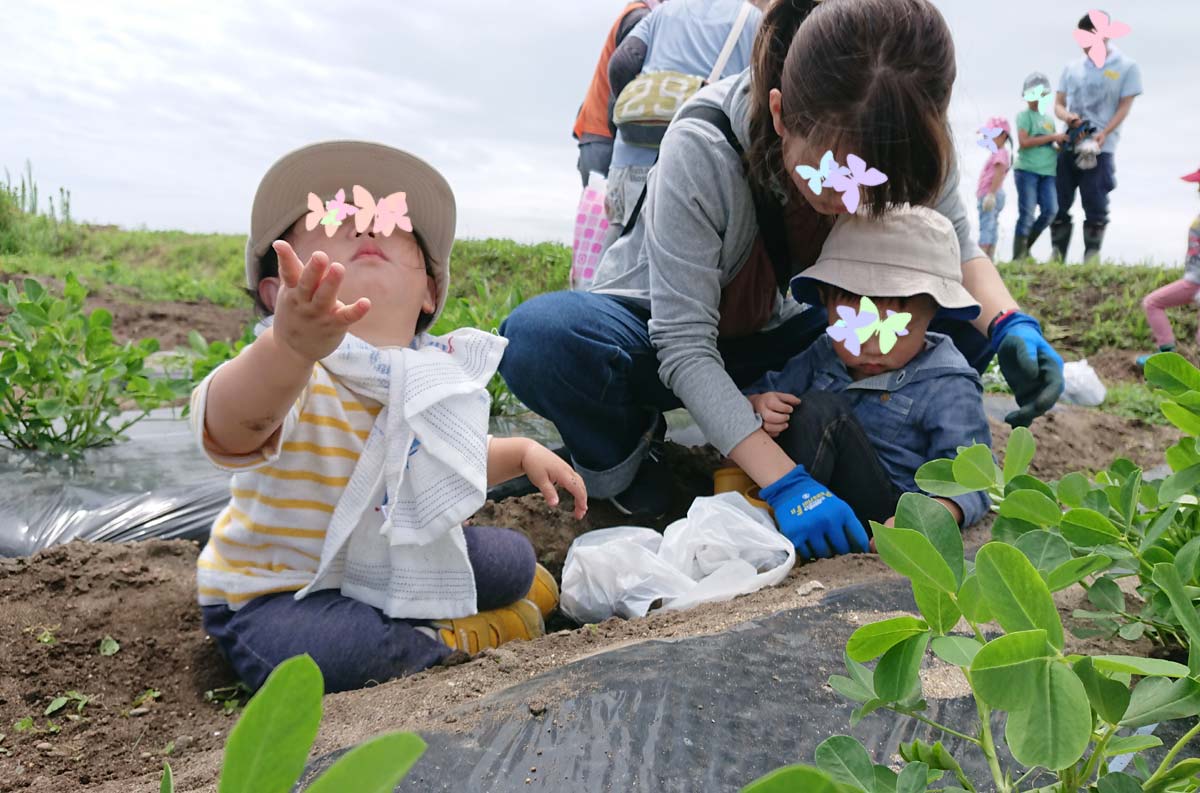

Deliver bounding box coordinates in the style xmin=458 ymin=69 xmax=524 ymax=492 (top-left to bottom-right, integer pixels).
xmin=1013 ymin=73 xmax=1068 ymax=261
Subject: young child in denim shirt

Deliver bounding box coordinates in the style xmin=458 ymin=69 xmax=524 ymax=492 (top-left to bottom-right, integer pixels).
xmin=742 ymin=206 xmax=991 ymax=557
xmin=192 ymin=141 xmax=587 ymax=693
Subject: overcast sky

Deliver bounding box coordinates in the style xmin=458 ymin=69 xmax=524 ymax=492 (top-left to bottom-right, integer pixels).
xmin=2 ymin=1 xmax=1194 ymax=266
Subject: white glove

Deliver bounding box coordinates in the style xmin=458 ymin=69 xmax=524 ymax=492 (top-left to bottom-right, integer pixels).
xmin=982 ymin=194 xmax=997 ymax=212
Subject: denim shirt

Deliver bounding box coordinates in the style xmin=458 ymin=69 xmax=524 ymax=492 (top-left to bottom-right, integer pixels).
xmin=745 ymin=332 xmax=992 ymax=527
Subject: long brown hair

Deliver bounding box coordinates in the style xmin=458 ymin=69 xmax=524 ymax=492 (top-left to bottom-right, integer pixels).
xmin=747 ymin=0 xmax=957 ymax=217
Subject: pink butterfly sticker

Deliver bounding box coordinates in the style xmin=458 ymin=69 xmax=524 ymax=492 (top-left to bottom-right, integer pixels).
xmin=1072 ymin=10 xmax=1131 ymax=68
xmin=326 ymin=188 xmax=358 ymax=223
xmin=826 ymin=303 xmax=878 ymax=356
xmin=352 ymin=186 xmax=413 ymax=237
xmin=305 ymin=192 xmax=339 ymax=238
xmin=826 ymin=154 xmax=889 ymax=214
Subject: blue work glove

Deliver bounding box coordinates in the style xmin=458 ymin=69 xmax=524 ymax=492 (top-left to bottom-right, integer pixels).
xmin=760 ymin=464 xmax=869 ymax=560
xmin=990 ymin=312 xmax=1065 ymax=428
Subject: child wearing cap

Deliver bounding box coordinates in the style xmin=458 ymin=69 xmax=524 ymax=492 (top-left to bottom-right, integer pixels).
xmin=191 ymin=141 xmax=587 ymax=693
xmin=1013 ymin=73 xmax=1069 ymax=261
xmin=1137 ymin=168 xmax=1200 ymax=366
xmin=977 ymin=116 xmax=1013 ymax=261
xmin=738 ymin=206 xmax=991 ymax=559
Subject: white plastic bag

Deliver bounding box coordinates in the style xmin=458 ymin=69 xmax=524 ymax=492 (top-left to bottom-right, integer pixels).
xmin=560 ymin=493 xmax=796 ymax=623
xmin=1061 ymin=359 xmax=1106 ymax=407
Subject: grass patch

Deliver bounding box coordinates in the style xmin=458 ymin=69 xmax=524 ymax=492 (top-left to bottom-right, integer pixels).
xmin=1095 ymin=381 xmax=1170 ymax=425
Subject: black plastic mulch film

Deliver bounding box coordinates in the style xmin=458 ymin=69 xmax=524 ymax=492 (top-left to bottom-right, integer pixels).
xmin=297 ymin=579 xmax=1193 ymax=793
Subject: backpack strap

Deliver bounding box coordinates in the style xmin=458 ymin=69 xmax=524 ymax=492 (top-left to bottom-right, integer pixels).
xmin=618 ymin=103 xmax=792 ymax=294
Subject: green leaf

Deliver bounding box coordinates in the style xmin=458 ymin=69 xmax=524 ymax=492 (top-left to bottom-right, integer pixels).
xmin=969 ymin=630 xmax=1054 ymax=711
xmin=17 ymin=303 xmax=49 ymax=327
xmin=304 ymin=732 xmax=425 ymax=793
xmin=829 ymin=675 xmax=874 ymax=704
xmin=815 ymin=736 xmax=877 ymax=792
xmin=1091 ymin=655 xmax=1190 ymax=677
xmin=1087 ymin=577 xmax=1125 ymax=613
xmin=1103 ymin=735 xmax=1163 ymax=757
xmin=99 ymin=636 xmax=120 ymax=656
xmin=88 ymin=307 xmax=113 ymax=329
xmin=915 ymin=459 xmax=980 ymax=497
xmin=1176 ymin=536 xmax=1200 ymax=585
xmin=1161 ymin=402 xmax=1200 ymax=436
xmin=1005 ymin=474 xmax=1057 ymax=501
xmin=1144 ymin=759 xmax=1200 ymax=793
xmin=1055 ymin=473 xmax=1091 ymax=508
xmin=1098 ymin=772 xmax=1144 ymax=793
xmin=160 ymin=761 xmax=174 ymax=793
xmin=1071 ymin=656 xmax=1130 ymax=725
xmin=894 ymin=493 xmax=964 ymax=586
xmin=912 ymin=585 xmax=961 ymax=635
xmin=874 ymin=632 xmax=930 ymax=703
xmin=895 ymin=762 xmax=929 ymax=793
xmin=1118 ymin=622 xmax=1145 ymax=641
xmin=952 ymin=444 xmax=998 ymax=491
xmin=1151 ymin=564 xmax=1200 ymax=675
xmin=930 ymin=636 xmax=981 ymax=668
xmin=1142 ymin=503 xmax=1182 ymax=551
xmin=45 ymin=696 xmax=68 ymax=716
xmin=874 ymin=526 xmax=958 ymax=595
xmin=217 ymin=655 xmax=324 ymax=793
xmin=34 ymin=398 xmax=65 ymax=418
xmin=1159 ymin=464 xmax=1200 ymax=503
xmin=1166 ymin=438 xmax=1200 ymax=473
xmin=1060 ymin=509 xmax=1121 ymax=547
xmin=1045 ymin=555 xmax=1112 ymax=592
xmin=1014 ymin=532 xmax=1071 ymax=576
xmin=1144 ymin=352 xmax=1200 ymax=395
xmin=956 ymin=574 xmax=992 ymax=623
xmin=1002 ymin=427 xmax=1036 ymax=483
xmin=188 ymin=330 xmax=208 ymax=354
xmin=975 ymin=543 xmax=1064 ymax=649
xmin=1121 ymin=676 xmax=1200 ymax=727
xmin=847 ymin=617 xmax=929 ymax=663
xmin=999 ymin=490 xmax=1061 ymax=527
xmin=992 ymin=516 xmax=1042 ymax=545
xmin=22 ymin=277 xmax=46 ymax=302
xmin=873 ymin=765 xmax=898 ymax=793
xmin=1003 ymin=661 xmax=1092 ymax=769
xmin=743 ymin=766 xmax=857 ymax=793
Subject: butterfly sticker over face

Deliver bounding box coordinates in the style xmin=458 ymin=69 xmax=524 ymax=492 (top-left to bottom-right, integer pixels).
xmin=1073 ymin=9 xmax=1131 ymax=68
xmin=977 ymin=126 xmax=1004 ymax=153
xmin=826 ymin=297 xmax=913 ymax=357
xmin=353 ymin=186 xmax=413 ymax=237
xmin=796 ymin=150 xmax=838 ymax=195
xmin=825 ymin=154 xmax=889 ymax=214
xmin=1023 ymin=85 xmax=1054 ymax=114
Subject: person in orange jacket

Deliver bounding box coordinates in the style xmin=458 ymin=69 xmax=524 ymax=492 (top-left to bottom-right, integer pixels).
xmin=571 ymin=1 xmax=661 ymax=188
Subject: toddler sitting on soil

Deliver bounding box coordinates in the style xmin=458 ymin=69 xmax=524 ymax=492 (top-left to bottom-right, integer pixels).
xmin=742 ymin=206 xmax=992 ymax=554
xmin=191 ymin=141 xmax=586 ymax=693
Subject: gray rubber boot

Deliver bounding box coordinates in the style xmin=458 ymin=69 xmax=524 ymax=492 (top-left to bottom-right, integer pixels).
xmin=1050 ymin=221 xmax=1072 ymax=262
xmin=1083 ymin=223 xmax=1106 ymax=264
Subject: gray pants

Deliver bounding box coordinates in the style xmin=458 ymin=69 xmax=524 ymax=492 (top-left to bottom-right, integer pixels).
xmin=577 ymin=140 xmax=614 ymax=188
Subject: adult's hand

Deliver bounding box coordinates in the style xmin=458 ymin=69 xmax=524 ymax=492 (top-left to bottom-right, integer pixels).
xmin=760 ymin=464 xmax=869 ymax=559
xmin=992 ymin=312 xmax=1064 ymax=427
xmin=1093 ymin=129 xmax=1108 ymax=148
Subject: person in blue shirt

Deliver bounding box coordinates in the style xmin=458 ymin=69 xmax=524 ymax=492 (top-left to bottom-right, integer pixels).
xmin=741 ymin=207 xmax=991 ymax=559
xmin=1050 ymin=11 xmax=1143 ymax=263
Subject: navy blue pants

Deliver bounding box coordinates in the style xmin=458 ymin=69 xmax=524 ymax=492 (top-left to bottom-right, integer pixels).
xmin=201 ymin=525 xmax=536 ymax=693
xmin=1055 ymin=149 xmax=1116 ymax=227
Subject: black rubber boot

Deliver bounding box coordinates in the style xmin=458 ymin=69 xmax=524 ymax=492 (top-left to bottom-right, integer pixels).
xmin=1050 ymin=220 xmax=1072 ymax=262
xmin=1083 ymin=223 xmax=1106 ymax=263
xmin=1027 ymin=226 xmax=1045 ymax=251
xmin=1012 ymin=235 xmax=1029 ymax=261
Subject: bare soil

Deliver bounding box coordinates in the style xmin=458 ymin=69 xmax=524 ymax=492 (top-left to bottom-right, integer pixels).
xmin=0 ymin=402 xmax=1179 ymax=792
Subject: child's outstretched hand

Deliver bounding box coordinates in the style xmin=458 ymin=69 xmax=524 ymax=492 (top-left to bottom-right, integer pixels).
xmin=522 ymin=441 xmax=588 ymax=519
xmin=272 ymin=240 xmax=371 ymax=362
xmin=747 ymin=391 xmax=801 ymax=437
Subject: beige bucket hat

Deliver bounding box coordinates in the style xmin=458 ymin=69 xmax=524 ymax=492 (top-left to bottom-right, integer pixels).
xmin=246 ymin=140 xmax=455 ymax=325
xmin=790 ymin=204 xmax=981 ymax=321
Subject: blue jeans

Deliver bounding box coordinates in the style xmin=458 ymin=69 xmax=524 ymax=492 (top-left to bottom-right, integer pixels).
xmin=498 ymin=291 xmax=992 ymax=498
xmin=201 ymin=525 xmax=535 ymax=693
xmin=1055 ymin=149 xmax=1116 ymax=227
xmin=1013 ymin=169 xmax=1058 ymax=238
xmin=976 ymin=190 xmax=1006 ymax=246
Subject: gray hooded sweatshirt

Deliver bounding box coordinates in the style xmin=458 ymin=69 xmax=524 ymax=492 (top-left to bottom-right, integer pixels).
xmin=589 ymin=68 xmax=984 ymax=456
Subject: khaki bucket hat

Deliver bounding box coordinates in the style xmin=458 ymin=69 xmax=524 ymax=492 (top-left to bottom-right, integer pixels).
xmin=246 ymin=140 xmax=455 ymax=325
xmin=790 ymin=205 xmax=981 ymax=322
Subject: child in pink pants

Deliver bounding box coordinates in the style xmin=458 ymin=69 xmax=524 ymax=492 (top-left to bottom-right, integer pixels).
xmin=1138 ymin=167 xmax=1200 ymax=366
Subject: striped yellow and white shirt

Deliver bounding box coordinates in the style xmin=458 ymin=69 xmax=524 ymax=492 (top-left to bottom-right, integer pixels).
xmin=190 ymin=362 xmax=382 ymax=609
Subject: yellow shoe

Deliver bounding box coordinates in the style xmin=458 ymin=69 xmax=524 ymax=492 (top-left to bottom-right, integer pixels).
xmin=526 ymin=564 xmax=559 ymax=620
xmin=434 ymin=599 xmax=545 ymax=655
